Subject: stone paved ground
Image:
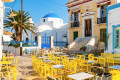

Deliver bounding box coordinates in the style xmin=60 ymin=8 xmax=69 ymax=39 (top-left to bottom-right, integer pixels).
xmin=16 ymin=56 xmax=111 ymax=80
xmin=17 ymin=56 xmax=41 ymax=80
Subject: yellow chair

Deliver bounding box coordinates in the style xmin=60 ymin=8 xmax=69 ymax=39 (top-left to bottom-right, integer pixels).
xmin=107 ymin=57 xmax=114 ymax=67
xmin=35 ymin=59 xmax=43 ymax=74
xmin=56 ymin=57 xmax=61 ymax=64
xmin=64 ymin=56 xmax=69 ymax=61
xmin=3 ymin=55 xmax=14 ymax=61
xmin=0 ymin=60 xmax=12 ymax=71
xmin=93 ymin=57 xmax=99 ymax=62
xmin=99 ymin=58 xmax=106 ymax=67
xmin=101 ymin=53 xmax=112 ymax=58
xmin=12 ymin=69 xmax=17 ymax=80
xmin=81 ymin=55 xmax=85 ymax=61
xmin=76 ymin=55 xmax=85 ymax=62
xmin=48 ymin=54 xmax=54 ymax=60
xmin=60 ymin=56 xmax=66 ymax=64
xmin=110 ymin=70 xmax=120 ymax=80
xmin=39 ymin=63 xmax=49 ymax=80
xmin=81 ymin=60 xmax=92 ymax=72
xmin=62 ymin=59 xmax=69 ymax=69
xmin=76 ymin=55 xmax=81 ymax=59
xmin=115 ymin=74 xmax=120 ymax=80
xmin=88 ymin=55 xmax=94 ymax=61
xmin=47 ymin=65 xmax=63 ymax=80
xmin=64 ymin=60 xmax=77 ymax=75
xmin=8 ymin=58 xmax=18 ymax=73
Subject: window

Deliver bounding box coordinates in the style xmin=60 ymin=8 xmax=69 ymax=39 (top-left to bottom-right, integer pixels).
xmin=43 ymin=19 xmax=45 ymax=22
xmin=100 ymin=4 xmax=108 ymax=18
xmin=115 ymin=29 xmax=120 ymax=48
xmin=35 ymin=36 xmax=37 ymax=42
xmin=26 ymin=38 xmax=29 ymax=43
xmin=73 ymin=31 xmax=78 ymax=40
xmin=100 ymin=29 xmax=106 ymax=43
xmin=74 ymin=12 xmax=79 ymax=22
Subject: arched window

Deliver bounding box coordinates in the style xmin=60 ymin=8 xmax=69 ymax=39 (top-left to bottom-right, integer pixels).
xmin=43 ymin=19 xmax=45 ymax=22
xmin=26 ymin=38 xmax=29 ymax=43
xmin=35 ymin=36 xmax=37 ymax=42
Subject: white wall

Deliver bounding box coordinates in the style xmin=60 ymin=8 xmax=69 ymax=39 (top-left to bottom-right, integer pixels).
xmin=36 ymin=17 xmax=69 ymax=44
xmin=3 ymin=45 xmax=20 ymax=56
xmin=0 ymin=0 xmax=4 ymax=60
xmin=108 ymin=7 xmax=120 ymax=54
xmin=22 ymin=18 xmax=36 ymax=42
xmin=3 ymin=46 xmax=38 ymax=56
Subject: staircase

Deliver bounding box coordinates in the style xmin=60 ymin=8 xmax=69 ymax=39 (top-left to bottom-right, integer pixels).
xmin=69 ymin=37 xmax=97 ymax=51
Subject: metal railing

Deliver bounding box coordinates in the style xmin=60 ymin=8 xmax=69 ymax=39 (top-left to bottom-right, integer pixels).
xmin=97 ymin=17 xmax=106 ymax=24
xmin=71 ymin=21 xmax=80 ymax=28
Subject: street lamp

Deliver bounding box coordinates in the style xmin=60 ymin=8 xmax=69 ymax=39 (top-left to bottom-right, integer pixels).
xmin=4 ymin=7 xmax=17 ymax=17
xmin=2 ymin=0 xmax=14 ymax=2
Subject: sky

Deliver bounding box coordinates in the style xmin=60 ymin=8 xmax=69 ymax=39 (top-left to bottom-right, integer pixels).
xmin=4 ymin=0 xmax=68 ymax=24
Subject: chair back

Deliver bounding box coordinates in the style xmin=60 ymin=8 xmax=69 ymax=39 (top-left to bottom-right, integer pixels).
xmin=93 ymin=57 xmax=99 ymax=62
xmin=99 ymin=58 xmax=106 ymax=66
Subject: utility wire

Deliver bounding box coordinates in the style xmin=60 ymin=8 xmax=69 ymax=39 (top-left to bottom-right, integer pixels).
xmin=11 ymin=0 xmax=17 ymax=9
xmin=46 ymin=0 xmax=66 ymax=7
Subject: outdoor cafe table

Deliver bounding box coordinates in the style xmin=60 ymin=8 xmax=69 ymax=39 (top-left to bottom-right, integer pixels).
xmin=43 ymin=60 xmax=53 ymax=62
xmin=62 ymin=55 xmax=69 ymax=57
xmin=52 ymin=65 xmax=64 ymax=69
xmin=109 ymin=65 xmax=120 ymax=70
xmin=88 ymin=60 xmax=95 ymax=64
xmin=67 ymin=72 xmax=94 ymax=80
xmin=38 ymin=57 xmax=47 ymax=60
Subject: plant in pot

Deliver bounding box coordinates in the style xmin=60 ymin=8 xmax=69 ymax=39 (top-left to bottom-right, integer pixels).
xmin=80 ymin=45 xmax=87 ymax=52
xmin=23 ymin=50 xmax=26 ymax=55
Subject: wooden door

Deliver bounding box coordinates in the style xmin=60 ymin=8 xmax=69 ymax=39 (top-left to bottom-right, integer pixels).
xmin=85 ymin=19 xmax=92 ymax=37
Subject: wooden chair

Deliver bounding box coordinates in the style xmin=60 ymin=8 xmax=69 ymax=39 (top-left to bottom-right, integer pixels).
xmin=106 ymin=57 xmax=114 ymax=67
xmin=88 ymin=55 xmax=94 ymax=61
xmin=55 ymin=57 xmax=60 ymax=64
xmin=99 ymin=58 xmax=106 ymax=67
xmin=110 ymin=70 xmax=120 ymax=80
xmin=93 ymin=57 xmax=99 ymax=62
xmin=47 ymin=65 xmax=63 ymax=80
xmin=101 ymin=53 xmax=112 ymax=58
xmin=12 ymin=69 xmax=17 ymax=80
xmin=64 ymin=60 xmax=77 ymax=75
xmin=8 ymin=58 xmax=18 ymax=73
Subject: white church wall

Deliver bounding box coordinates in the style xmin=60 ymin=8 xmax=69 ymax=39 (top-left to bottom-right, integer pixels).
xmin=107 ymin=5 xmax=120 ymax=54
xmin=36 ymin=13 xmax=68 ymax=47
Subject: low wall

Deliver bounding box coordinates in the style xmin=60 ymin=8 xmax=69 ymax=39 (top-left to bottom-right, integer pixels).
xmin=3 ymin=45 xmax=20 ymax=56
xmin=3 ymin=45 xmax=38 ymax=56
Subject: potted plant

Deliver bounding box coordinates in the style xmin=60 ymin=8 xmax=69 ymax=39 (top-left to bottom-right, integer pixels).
xmin=80 ymin=45 xmax=87 ymax=52
xmin=23 ymin=50 xmax=26 ymax=55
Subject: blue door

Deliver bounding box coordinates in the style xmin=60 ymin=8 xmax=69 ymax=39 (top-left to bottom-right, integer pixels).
xmin=41 ymin=34 xmax=50 ymax=49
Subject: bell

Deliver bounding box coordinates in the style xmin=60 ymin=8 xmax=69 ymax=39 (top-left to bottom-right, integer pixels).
xmin=2 ymin=0 xmax=14 ymax=2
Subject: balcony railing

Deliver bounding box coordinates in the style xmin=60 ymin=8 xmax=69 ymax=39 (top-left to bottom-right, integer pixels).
xmin=71 ymin=21 xmax=80 ymax=28
xmin=97 ymin=17 xmax=106 ymax=24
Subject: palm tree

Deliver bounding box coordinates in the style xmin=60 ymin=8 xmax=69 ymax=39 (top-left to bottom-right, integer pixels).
xmin=4 ymin=10 xmax=35 ymax=41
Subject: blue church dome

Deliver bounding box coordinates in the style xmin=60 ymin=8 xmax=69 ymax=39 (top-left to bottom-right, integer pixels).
xmin=43 ymin=13 xmax=60 ymax=18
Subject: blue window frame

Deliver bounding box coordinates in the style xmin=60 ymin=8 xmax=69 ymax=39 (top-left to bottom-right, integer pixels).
xmin=115 ymin=29 xmax=120 ymax=48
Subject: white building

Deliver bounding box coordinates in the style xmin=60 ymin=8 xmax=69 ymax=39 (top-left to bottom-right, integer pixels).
xmin=0 ymin=0 xmax=4 ymax=60
xmin=107 ymin=3 xmax=120 ymax=53
xmin=22 ymin=18 xmax=37 ymax=46
xmin=36 ymin=13 xmax=68 ymax=47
